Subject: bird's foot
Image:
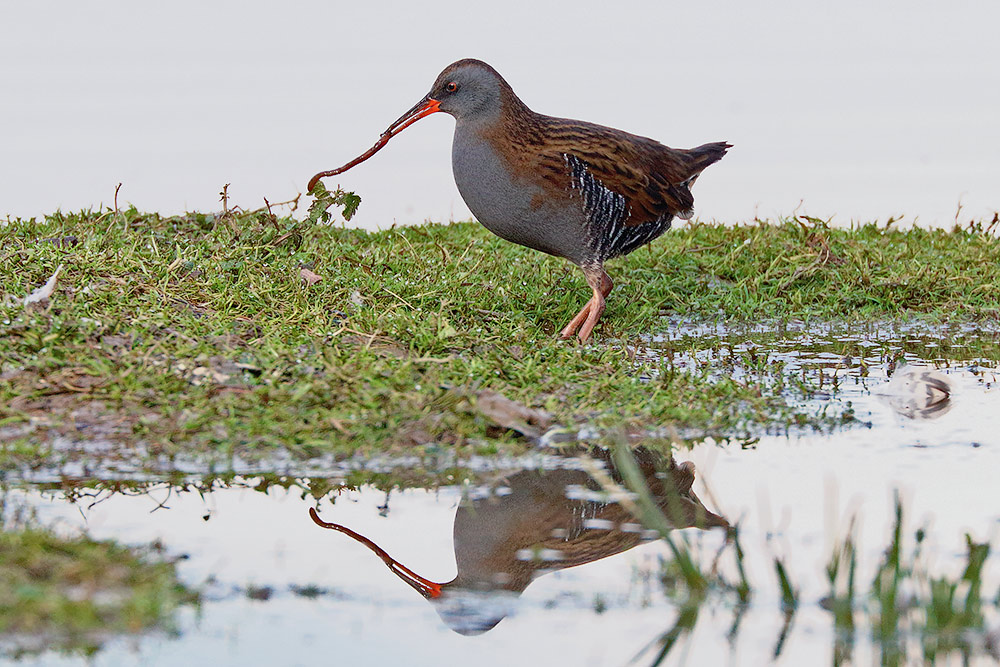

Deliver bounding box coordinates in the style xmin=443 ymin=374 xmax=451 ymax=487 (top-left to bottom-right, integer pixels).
xmin=559 ymin=265 xmax=612 ymax=344
xmin=559 ymin=300 xmax=593 ymax=341
xmin=576 ymin=296 xmax=605 ymax=343
xmin=558 ymin=295 xmax=605 ymax=344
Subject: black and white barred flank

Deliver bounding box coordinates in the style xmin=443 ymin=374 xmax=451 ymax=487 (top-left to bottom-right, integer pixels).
xmin=564 ymin=153 xmax=674 ymax=262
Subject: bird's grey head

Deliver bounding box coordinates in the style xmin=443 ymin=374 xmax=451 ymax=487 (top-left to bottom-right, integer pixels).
xmin=426 ymin=59 xmax=510 ymax=122
xmin=379 ymin=60 xmax=520 ymax=149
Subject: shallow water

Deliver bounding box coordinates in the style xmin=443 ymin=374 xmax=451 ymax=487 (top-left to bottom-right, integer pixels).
xmin=4 ymin=322 xmax=1000 ymax=665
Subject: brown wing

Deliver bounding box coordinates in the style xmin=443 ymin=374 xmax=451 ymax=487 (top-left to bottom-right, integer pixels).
xmin=527 ymin=116 xmax=701 ymax=226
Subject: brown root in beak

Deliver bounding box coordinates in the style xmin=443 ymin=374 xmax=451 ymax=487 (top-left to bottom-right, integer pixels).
xmin=307 ymin=97 xmax=442 ymax=192
xmin=308 ymin=507 xmax=448 ymax=599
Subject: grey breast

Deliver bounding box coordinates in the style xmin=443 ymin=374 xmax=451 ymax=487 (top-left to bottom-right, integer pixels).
xmin=451 ymin=123 xmax=589 ymax=265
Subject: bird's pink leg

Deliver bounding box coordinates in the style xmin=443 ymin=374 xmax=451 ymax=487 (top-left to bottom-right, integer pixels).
xmin=576 ymin=291 xmax=605 ymax=343
xmin=559 ymin=266 xmax=613 ymax=343
xmin=560 ymin=300 xmax=593 ymax=339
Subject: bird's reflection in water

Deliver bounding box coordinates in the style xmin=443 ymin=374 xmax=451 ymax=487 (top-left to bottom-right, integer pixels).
xmin=880 ymin=366 xmax=954 ymax=420
xmin=309 ymin=446 xmax=728 ymax=635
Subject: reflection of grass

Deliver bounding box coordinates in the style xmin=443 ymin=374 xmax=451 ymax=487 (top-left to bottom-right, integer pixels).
xmin=866 ymin=494 xmax=992 ymax=665
xmin=825 ymin=516 xmax=858 ymax=664
xmin=3 ymin=210 xmax=999 ymax=469
xmin=610 ymin=447 xmax=998 ymax=666
xmin=0 ymin=502 xmax=196 ymax=658
xmin=822 ymin=494 xmax=995 ymax=664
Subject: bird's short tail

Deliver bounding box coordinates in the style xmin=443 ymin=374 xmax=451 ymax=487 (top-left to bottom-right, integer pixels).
xmin=675 ymin=141 xmax=731 ymax=220
xmin=685 ymin=141 xmax=732 ymax=175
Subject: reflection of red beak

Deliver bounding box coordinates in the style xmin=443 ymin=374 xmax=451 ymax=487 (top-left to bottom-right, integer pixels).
xmin=307 ymin=97 xmax=442 ymax=192
xmin=308 ymin=507 xmax=448 ymax=599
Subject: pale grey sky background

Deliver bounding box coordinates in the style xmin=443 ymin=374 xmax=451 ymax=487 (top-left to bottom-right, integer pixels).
xmin=2 ymin=1 xmax=997 ymax=228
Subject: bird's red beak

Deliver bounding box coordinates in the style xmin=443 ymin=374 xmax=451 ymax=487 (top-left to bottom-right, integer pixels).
xmin=307 ymin=97 xmax=442 ymax=192
xmin=385 ymin=96 xmax=442 ymax=138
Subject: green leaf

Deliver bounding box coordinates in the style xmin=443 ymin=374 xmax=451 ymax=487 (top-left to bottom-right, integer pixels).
xmin=305 ymin=182 xmax=362 ymax=225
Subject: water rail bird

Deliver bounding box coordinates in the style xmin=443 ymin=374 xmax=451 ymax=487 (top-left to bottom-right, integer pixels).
xmin=309 ymin=59 xmax=730 ymax=342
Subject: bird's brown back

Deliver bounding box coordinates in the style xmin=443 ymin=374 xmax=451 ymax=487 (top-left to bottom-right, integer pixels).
xmin=485 ymin=89 xmax=726 ymax=228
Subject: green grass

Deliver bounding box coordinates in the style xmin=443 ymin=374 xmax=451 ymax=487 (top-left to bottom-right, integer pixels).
xmin=2 ymin=208 xmax=998 ymax=469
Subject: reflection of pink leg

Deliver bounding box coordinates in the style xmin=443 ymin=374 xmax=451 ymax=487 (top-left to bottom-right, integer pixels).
xmin=558 ymin=265 xmax=613 ymax=343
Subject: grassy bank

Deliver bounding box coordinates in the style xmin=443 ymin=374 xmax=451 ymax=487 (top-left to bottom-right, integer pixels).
xmin=1 ymin=208 xmax=998 ymax=467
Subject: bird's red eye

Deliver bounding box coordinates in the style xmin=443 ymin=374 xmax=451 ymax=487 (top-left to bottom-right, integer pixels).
xmin=445 ymin=81 xmax=459 ymax=93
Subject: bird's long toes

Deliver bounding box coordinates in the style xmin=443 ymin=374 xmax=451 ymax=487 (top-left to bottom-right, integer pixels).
xmin=559 ymin=301 xmax=592 ymax=339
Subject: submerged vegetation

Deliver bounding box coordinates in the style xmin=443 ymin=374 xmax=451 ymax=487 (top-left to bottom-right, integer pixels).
xmin=2 ymin=206 xmax=998 ymax=470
